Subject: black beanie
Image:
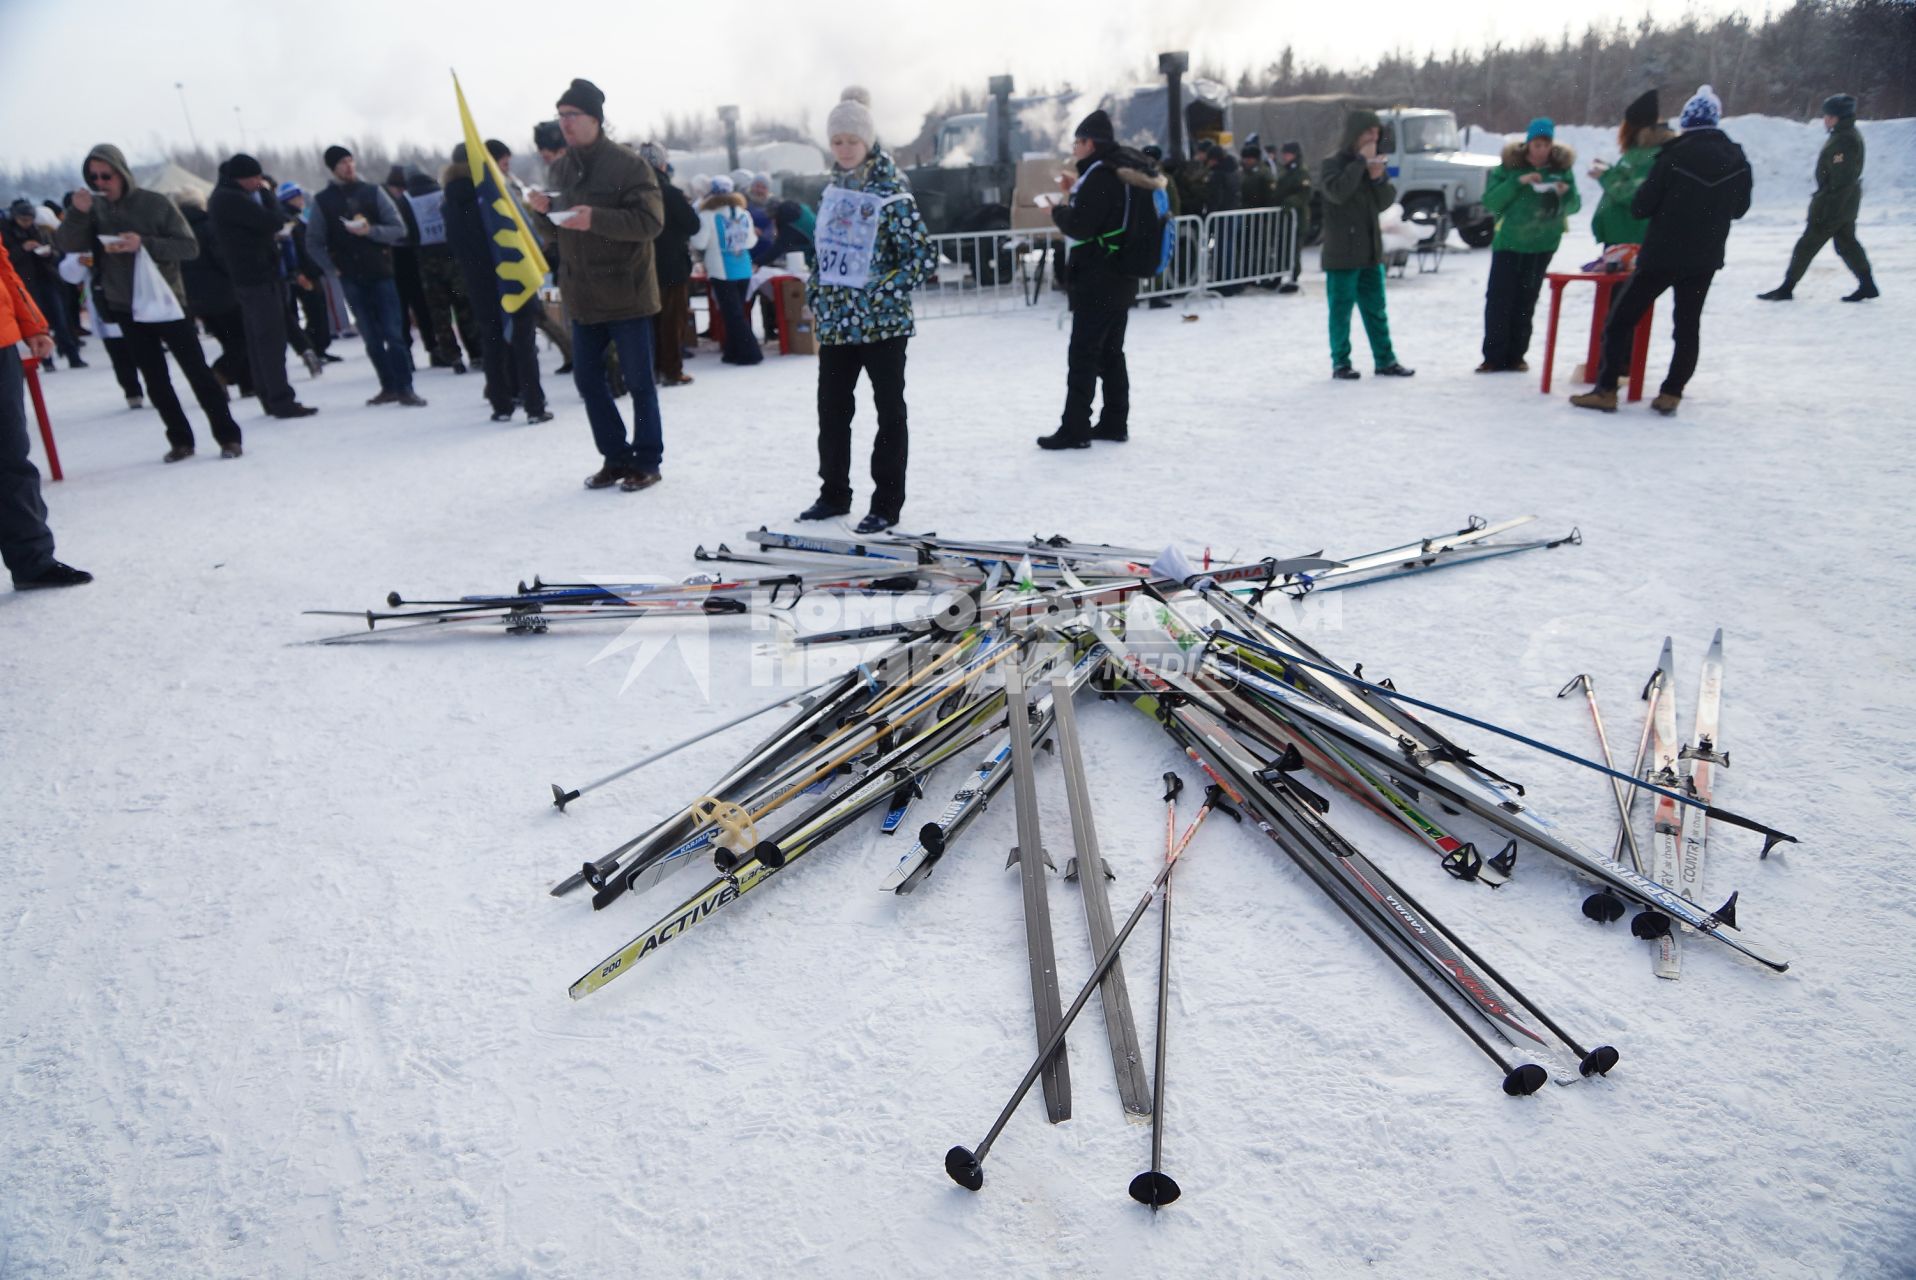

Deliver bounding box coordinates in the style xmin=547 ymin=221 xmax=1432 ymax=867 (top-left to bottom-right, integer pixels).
xmin=1280 ymin=140 xmax=1302 ymax=158
xmin=557 ymin=78 xmax=605 ymax=123
xmin=1822 ymin=93 xmax=1857 ymax=120
xmin=1624 ymin=89 xmax=1660 ymax=132
xmin=1241 ymin=140 xmax=1262 ymax=159
xmin=1074 ymin=109 xmax=1114 ymax=143
xmin=227 ymin=153 xmax=263 ymax=179
xmin=384 ymin=164 xmax=408 ymax=188
xmin=485 ymin=138 xmax=511 ymax=161
xmin=323 ymin=145 xmax=352 ymax=170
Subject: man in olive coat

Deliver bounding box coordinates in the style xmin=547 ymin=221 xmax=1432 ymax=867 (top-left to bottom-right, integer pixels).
xmin=1318 ymin=111 xmax=1413 ymax=379
xmin=1759 ymin=94 xmax=1876 ymax=302
xmin=526 ymin=78 xmax=667 ymax=491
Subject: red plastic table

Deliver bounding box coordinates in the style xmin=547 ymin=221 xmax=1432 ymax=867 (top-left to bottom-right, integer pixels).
xmin=21 ymin=355 xmax=62 ymax=481
xmin=1540 ymin=271 xmax=1653 ymax=402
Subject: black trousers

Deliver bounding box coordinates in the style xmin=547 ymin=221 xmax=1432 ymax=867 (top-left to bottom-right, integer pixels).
xmin=293 ymin=283 xmax=330 ymax=354
xmin=484 ymin=299 xmax=546 ymax=416
xmin=235 ymin=281 xmax=296 ymax=414
xmin=817 ymin=336 xmax=909 ymax=520
xmin=1597 ymin=268 xmax=1715 ymax=398
xmin=201 ymin=307 xmax=252 ymax=394
xmin=0 ymin=347 xmax=56 ymax=579
xmin=103 ymin=334 xmax=145 ymax=401
xmin=1058 ymin=302 xmax=1129 ymax=439
xmin=123 ymin=317 xmax=242 ymax=449
xmin=392 ymin=250 xmax=434 ymax=355
xmin=1481 ymin=249 xmax=1552 ymax=367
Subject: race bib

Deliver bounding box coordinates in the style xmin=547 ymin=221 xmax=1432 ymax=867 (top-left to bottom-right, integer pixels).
xmin=814 ymin=185 xmax=908 ymax=289
xmin=407 ymin=190 xmax=447 ymax=246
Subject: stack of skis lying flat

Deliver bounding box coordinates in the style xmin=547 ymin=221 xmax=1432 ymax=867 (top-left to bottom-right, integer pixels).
xmin=302 ymin=514 xmax=1578 ymax=645
xmin=314 ymin=518 xmax=1803 ymax=1205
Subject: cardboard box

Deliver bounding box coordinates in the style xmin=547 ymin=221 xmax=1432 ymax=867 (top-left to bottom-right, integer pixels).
xmin=775 ymin=276 xmax=818 ymax=355
xmin=1011 ymin=156 xmax=1068 ymax=231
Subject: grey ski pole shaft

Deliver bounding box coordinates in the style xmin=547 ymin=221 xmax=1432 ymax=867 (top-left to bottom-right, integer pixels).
xmin=550 ymin=673 xmax=841 ymax=810
xmin=1130 ymin=772 xmax=1185 ymax=1209
xmin=1557 ymin=675 xmax=1643 ymax=871
xmin=949 ymin=786 xmax=1225 ymax=1192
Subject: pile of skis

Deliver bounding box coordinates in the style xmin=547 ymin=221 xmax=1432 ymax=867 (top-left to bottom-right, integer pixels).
xmin=301 ymin=515 xmax=1580 ymax=645
xmin=315 ymin=516 xmax=1801 ymax=1203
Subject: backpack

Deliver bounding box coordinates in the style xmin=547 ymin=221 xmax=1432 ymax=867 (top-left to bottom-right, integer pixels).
xmin=720 ymin=210 xmax=754 ymax=256
xmin=1105 ymin=172 xmax=1173 ymax=279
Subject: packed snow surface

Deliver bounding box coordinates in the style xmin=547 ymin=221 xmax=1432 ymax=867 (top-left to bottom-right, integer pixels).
xmin=3 ymin=118 xmax=1913 ymax=1278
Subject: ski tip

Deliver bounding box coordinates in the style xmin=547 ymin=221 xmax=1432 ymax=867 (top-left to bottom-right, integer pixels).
xmin=551 ymin=783 xmax=579 ymax=811
xmin=1580 ymin=1045 xmax=1621 ymax=1078
xmin=1128 ymin=1170 xmax=1181 ymax=1207
xmin=1581 ymin=891 xmax=1626 ymax=925
xmin=1503 ymin=1063 xmax=1549 ymax=1097
xmin=945 ymin=1146 xmax=985 ymax=1191
xmin=1630 ymin=910 xmax=1672 ymax=941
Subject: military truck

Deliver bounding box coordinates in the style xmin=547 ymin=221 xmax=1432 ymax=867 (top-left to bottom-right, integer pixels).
xmin=1233 ymin=95 xmax=1499 ymax=247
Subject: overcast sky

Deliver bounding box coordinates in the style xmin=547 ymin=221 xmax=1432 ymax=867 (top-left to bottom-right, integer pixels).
xmin=4 ymin=0 xmax=1739 ymax=171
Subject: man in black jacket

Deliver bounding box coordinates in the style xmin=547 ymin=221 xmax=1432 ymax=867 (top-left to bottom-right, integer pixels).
xmin=209 ymin=155 xmax=316 ymax=419
xmin=1572 ymin=85 xmax=1752 ymax=416
xmin=1036 ymin=110 xmax=1166 ymax=450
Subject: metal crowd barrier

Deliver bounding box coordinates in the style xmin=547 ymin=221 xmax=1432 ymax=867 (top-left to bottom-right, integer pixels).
xmin=913 ymin=210 xmax=1295 ymax=322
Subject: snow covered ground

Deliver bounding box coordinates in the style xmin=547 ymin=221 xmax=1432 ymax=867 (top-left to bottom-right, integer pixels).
xmin=4 ymin=120 xmax=1914 ymax=1278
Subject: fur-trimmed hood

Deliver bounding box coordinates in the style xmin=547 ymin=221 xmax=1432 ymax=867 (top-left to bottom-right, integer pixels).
xmin=1501 ymin=139 xmax=1577 ymax=170
xmin=699 ymin=191 xmax=747 ymax=213
xmin=1628 ymin=124 xmax=1677 ymax=152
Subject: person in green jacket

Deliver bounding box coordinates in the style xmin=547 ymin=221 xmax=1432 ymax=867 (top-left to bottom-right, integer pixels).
xmin=1478 ymin=117 xmax=1581 ymax=373
xmin=1589 ymin=90 xmax=1676 ymax=250
xmin=1318 ymin=110 xmax=1413 ymax=380
xmin=1759 ymin=93 xmax=1877 ymax=302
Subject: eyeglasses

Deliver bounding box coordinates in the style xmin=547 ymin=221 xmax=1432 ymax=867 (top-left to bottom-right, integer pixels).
xmin=86 ymin=171 xmax=117 ymax=184
xmin=556 ymin=110 xmax=588 ymax=121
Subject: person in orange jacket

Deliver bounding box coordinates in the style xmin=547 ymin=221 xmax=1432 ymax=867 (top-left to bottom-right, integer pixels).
xmin=1 ymin=250 xmax=91 ymax=589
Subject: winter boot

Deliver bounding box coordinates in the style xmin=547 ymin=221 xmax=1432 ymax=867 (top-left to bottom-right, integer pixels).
xmin=1375 ymin=363 xmax=1416 ymax=377
xmin=1842 ymin=277 xmax=1880 ymax=302
xmin=1650 ymin=393 xmax=1682 ymax=417
xmin=1569 ymin=388 xmax=1619 ymax=413
xmin=12 ymin=560 xmax=93 ymax=590
xmin=1035 ymin=430 xmax=1090 ymax=450
xmin=853 ymin=512 xmax=898 ymax=535
xmin=1331 ymin=365 xmax=1360 ymax=381
xmin=1474 ymin=360 xmax=1503 ymax=373
xmin=1756 ymin=286 xmax=1793 ymax=301
xmin=583 ymin=465 xmax=625 ymax=490
xmin=620 ymin=471 xmax=662 ymax=493
xmin=797 ymin=498 xmax=851 ymax=521
xmin=162 ymin=445 xmax=195 ymax=463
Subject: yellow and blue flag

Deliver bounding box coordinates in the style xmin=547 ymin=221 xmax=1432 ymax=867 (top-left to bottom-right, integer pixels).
xmin=452 ymin=71 xmax=549 ymax=314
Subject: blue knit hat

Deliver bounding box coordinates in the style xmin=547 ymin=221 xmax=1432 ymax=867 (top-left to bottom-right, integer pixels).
xmin=1679 ymin=85 xmax=1722 ymax=130
xmin=1525 ymin=117 xmax=1555 ymax=142
xmin=276 ymin=180 xmax=303 ymax=201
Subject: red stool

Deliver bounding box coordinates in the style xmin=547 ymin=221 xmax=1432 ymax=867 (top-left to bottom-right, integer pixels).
xmin=1541 ymin=271 xmax=1653 ymax=402
xmin=21 ymin=356 xmax=62 ymax=481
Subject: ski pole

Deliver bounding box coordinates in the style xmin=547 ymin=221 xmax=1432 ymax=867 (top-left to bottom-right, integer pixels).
xmin=1208 ymin=631 xmax=1798 ymax=855
xmin=1611 ymin=660 xmax=1668 ymax=870
xmin=947 ymin=782 xmax=1233 ymax=1193
xmin=549 ymin=672 xmax=843 ymax=810
xmin=1557 ymin=675 xmax=1643 ymax=871
xmin=1130 ymin=772 xmax=1185 ymax=1210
